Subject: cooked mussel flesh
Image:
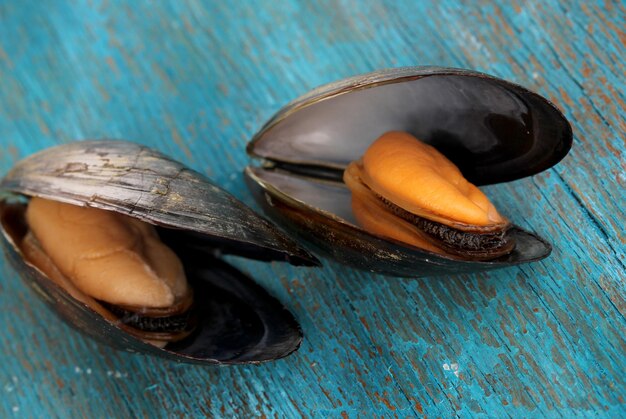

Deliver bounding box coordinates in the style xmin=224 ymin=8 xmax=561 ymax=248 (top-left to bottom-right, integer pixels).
xmin=343 ymin=131 xmax=515 ymax=260
xmin=23 ymin=197 xmax=196 ymax=347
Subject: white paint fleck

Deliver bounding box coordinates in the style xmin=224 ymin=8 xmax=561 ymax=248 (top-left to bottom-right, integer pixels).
xmin=4 ymin=384 xmax=14 ymax=393
xmin=74 ymin=367 xmax=82 ymax=374
xmin=86 ymin=369 xmax=92 ymax=375
xmin=455 ymin=28 xmax=491 ymax=59
xmin=11 ymin=376 xmax=18 ymax=384
xmin=145 ymin=384 xmax=158 ymax=391
xmin=532 ymin=72 xmax=539 ymax=80
xmin=12 ymin=406 xmax=19 ymax=413
xmin=107 ymin=370 xmax=128 ymax=379
xmin=451 ymin=363 xmax=460 ymax=377
xmin=443 ymin=362 xmax=460 ymax=376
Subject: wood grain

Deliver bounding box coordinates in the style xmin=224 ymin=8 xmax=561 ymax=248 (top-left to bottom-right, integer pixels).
xmin=0 ymin=0 xmax=624 ymax=417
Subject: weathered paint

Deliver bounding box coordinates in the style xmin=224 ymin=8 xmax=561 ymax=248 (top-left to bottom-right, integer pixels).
xmin=0 ymin=0 xmax=624 ymax=417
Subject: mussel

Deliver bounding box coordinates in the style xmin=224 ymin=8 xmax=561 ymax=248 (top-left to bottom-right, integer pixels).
xmin=245 ymin=67 xmax=572 ymax=277
xmin=0 ymin=140 xmax=319 ymax=364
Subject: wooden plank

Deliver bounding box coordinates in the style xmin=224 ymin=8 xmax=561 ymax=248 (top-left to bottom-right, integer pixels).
xmin=0 ymin=0 xmax=624 ymax=417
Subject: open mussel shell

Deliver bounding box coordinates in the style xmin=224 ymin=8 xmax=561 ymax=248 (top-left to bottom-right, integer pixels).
xmin=245 ymin=67 xmax=572 ymax=277
xmin=0 ymin=140 xmax=317 ymax=364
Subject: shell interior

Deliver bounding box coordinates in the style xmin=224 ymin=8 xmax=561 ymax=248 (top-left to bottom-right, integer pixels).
xmin=249 ymin=68 xmax=572 ymax=185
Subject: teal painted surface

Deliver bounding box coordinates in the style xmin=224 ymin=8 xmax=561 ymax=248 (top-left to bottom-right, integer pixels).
xmin=0 ymin=0 xmax=624 ymax=417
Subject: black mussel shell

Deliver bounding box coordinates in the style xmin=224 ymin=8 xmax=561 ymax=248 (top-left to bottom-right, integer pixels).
xmin=245 ymin=67 xmax=572 ymax=277
xmin=1 ymin=202 xmax=301 ymax=363
xmin=0 ymin=140 xmax=315 ymax=363
xmin=1 ymin=140 xmax=319 ymax=266
xmin=245 ymin=167 xmax=551 ymax=277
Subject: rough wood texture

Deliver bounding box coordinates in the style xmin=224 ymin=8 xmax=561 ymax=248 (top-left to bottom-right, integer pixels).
xmin=0 ymin=0 xmax=624 ymax=417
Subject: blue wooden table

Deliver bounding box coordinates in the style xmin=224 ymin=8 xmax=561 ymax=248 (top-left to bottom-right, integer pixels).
xmin=0 ymin=1 xmax=624 ymax=417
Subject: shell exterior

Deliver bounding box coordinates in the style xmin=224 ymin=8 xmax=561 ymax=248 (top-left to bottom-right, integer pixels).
xmin=1 ymin=140 xmax=318 ymax=265
xmin=0 ymin=140 xmax=314 ymax=364
xmin=245 ymin=67 xmax=572 ymax=277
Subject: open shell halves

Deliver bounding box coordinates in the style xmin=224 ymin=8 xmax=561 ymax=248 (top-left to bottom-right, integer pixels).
xmin=245 ymin=67 xmax=572 ymax=277
xmin=1 ymin=140 xmax=318 ymax=364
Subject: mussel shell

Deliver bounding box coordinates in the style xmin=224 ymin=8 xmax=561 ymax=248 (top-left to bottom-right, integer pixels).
xmin=248 ymin=67 xmax=572 ymax=185
xmin=245 ymin=167 xmax=550 ymax=277
xmin=245 ymin=67 xmax=572 ymax=277
xmin=1 ymin=202 xmax=301 ymax=363
xmin=1 ymin=140 xmax=318 ymax=266
xmin=0 ymin=140 xmax=313 ymax=363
